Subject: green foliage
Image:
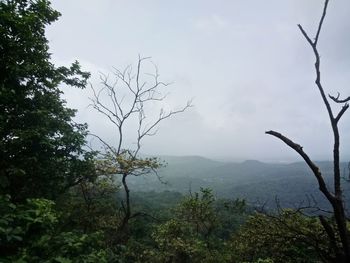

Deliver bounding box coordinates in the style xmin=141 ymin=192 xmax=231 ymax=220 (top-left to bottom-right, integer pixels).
xmin=147 ymin=219 xmax=229 ymax=263
xmin=95 ymin=150 xmax=164 ymax=177
xmin=137 ymin=188 xmax=246 ymax=263
xmin=176 ymin=188 xmax=218 ymax=238
xmin=0 ymin=194 xmax=110 ymax=263
xmin=0 ymin=1 xmax=110 ymax=261
xmin=2 ymin=1 xmax=341 ymax=262
xmin=231 ymin=210 xmax=330 ymax=263
xmin=0 ymin=0 xmax=95 ymax=201
xmin=57 ymin=175 xmax=121 ymax=233
xmin=0 ymin=195 xmax=57 ymax=255
xmin=21 ymin=230 xmax=110 ymax=263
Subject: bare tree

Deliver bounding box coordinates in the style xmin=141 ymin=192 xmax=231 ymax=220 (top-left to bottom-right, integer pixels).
xmin=266 ymin=1 xmax=350 ymax=261
xmin=89 ymin=56 xmax=192 ymax=242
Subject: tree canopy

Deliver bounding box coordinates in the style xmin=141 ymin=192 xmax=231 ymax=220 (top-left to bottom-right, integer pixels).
xmin=0 ymin=0 xmax=95 ymax=201
xmin=1 ymin=0 xmax=348 ymax=262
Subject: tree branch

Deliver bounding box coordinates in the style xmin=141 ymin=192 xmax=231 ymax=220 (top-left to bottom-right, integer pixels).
xmin=265 ymin=130 xmax=335 ymax=203
xmin=314 ymin=0 xmax=329 ymax=46
xmin=329 ymin=92 xmax=350 ymax=104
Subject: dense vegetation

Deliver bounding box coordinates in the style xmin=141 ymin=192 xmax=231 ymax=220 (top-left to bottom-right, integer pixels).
xmin=127 ymin=156 xmax=350 ymax=210
xmin=1 ymin=0 xmax=348 ymax=262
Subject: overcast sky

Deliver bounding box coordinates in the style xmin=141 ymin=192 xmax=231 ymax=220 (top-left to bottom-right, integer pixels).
xmin=46 ymin=0 xmax=350 ymax=162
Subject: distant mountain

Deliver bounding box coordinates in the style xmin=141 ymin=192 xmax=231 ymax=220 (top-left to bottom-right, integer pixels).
xmin=126 ymin=155 xmax=350 ymax=210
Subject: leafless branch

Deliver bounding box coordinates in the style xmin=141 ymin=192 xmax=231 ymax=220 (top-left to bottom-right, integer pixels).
xmin=88 ymin=56 xmax=191 ymax=241
xmin=329 ymin=92 xmax=350 ymax=104
xmin=266 ymin=130 xmax=335 ymax=203
xmin=314 ymin=0 xmax=329 ymax=46
xmin=335 ymin=104 xmax=349 ymax=124
xmin=88 ymin=133 xmax=117 ymax=157
xmin=266 ymin=0 xmax=350 ymax=259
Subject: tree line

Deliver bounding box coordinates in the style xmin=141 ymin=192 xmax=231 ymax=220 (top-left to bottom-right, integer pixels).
xmin=0 ymin=0 xmax=349 ymax=262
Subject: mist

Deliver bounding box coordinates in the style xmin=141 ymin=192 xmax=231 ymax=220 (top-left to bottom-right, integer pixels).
xmin=46 ymin=0 xmax=350 ymax=162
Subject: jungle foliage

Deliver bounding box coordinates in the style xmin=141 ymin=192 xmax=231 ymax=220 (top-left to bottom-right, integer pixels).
xmin=0 ymin=0 xmax=347 ymax=262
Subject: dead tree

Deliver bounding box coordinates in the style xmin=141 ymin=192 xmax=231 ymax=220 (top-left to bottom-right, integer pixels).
xmin=89 ymin=56 xmax=191 ymax=241
xmin=266 ymin=1 xmax=350 ymax=261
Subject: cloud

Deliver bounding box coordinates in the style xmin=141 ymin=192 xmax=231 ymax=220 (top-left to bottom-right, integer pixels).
xmin=48 ymin=0 xmax=350 ymax=161
xmin=193 ymin=14 xmax=229 ymax=32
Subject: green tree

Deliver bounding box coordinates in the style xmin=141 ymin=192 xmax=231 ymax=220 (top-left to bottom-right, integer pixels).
xmin=0 ymin=0 xmax=95 ymax=201
xmin=139 ymin=188 xmax=246 ymax=263
xmin=231 ymin=210 xmax=331 ymax=263
xmin=0 ymin=195 xmax=110 ymax=263
xmin=57 ymin=175 xmax=120 ymax=234
xmin=0 ymin=1 xmax=109 ymax=261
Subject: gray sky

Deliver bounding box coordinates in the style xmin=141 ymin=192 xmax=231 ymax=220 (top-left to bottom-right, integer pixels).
xmin=46 ymin=0 xmax=350 ymax=162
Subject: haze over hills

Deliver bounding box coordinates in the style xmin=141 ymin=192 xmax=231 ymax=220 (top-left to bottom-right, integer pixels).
xmin=128 ymin=155 xmax=350 ymax=210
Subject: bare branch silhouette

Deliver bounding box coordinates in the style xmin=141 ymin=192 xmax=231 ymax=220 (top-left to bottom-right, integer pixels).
xmin=266 ymin=1 xmax=350 ymax=261
xmin=88 ymin=56 xmax=192 ymax=242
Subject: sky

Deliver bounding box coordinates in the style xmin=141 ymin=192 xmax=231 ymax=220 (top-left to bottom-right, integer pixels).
xmin=46 ymin=0 xmax=350 ymax=162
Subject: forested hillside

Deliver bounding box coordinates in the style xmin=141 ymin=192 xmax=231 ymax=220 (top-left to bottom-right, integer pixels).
xmin=1 ymin=0 xmax=349 ymax=262
xmin=128 ymin=156 xmax=350 ymax=210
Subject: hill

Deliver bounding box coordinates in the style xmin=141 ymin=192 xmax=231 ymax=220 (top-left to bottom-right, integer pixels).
xmin=127 ymin=156 xmax=350 ymax=210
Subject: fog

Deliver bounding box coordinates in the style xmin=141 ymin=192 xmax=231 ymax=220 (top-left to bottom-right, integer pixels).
xmin=46 ymin=0 xmax=350 ymax=162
